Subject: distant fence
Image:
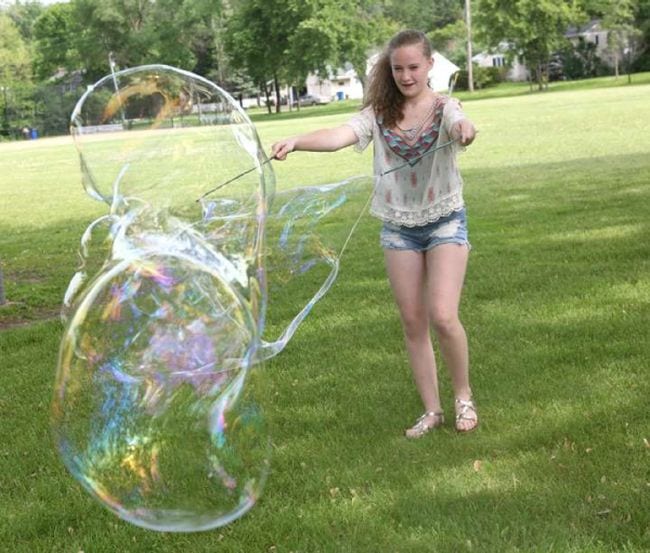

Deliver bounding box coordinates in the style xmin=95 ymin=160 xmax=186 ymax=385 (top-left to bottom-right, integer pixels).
xmin=78 ymin=124 xmax=124 ymax=134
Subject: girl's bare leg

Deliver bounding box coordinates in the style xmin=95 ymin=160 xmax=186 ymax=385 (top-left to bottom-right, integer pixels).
xmin=424 ymin=243 xmax=477 ymax=431
xmin=384 ymin=249 xmax=442 ymax=425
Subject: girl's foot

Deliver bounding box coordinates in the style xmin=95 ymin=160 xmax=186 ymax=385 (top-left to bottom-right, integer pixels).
xmin=455 ymin=398 xmax=478 ymax=432
xmin=405 ymin=411 xmax=444 ymax=439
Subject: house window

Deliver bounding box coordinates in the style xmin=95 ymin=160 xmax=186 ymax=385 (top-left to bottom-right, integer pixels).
xmin=492 ymin=56 xmax=504 ymax=67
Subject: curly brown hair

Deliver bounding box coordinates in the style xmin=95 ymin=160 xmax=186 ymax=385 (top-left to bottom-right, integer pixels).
xmin=363 ymin=30 xmax=433 ymax=129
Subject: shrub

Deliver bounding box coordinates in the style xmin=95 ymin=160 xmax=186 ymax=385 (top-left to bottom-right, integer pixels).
xmin=454 ymin=64 xmax=504 ymax=91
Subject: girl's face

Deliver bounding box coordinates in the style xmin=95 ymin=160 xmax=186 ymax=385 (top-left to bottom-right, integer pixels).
xmin=389 ymin=44 xmax=433 ymax=99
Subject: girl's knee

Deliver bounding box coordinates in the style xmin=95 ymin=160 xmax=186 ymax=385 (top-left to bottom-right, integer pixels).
xmin=429 ymin=310 xmax=460 ymax=337
xmin=400 ymin=311 xmax=429 ymax=340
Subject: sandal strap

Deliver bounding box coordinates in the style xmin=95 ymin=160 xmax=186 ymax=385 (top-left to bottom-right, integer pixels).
xmin=418 ymin=410 xmax=444 ymax=421
xmin=455 ymin=398 xmax=477 ymax=422
xmin=407 ymin=411 xmax=444 ymax=437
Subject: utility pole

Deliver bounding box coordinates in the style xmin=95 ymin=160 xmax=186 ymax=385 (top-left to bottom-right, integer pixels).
xmin=108 ymin=52 xmax=127 ymax=126
xmin=465 ymin=0 xmax=474 ymax=92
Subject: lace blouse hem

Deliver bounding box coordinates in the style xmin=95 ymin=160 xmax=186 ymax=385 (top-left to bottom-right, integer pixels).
xmin=370 ymin=197 xmax=465 ymax=227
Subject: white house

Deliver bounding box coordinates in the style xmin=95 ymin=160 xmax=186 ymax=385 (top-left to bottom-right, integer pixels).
xmin=473 ymin=21 xmax=612 ymax=81
xmin=306 ymin=62 xmax=363 ymax=101
xmin=472 ymin=42 xmax=529 ymax=81
xmin=306 ymin=51 xmax=461 ymax=101
xmin=565 ymin=19 xmax=609 ymax=56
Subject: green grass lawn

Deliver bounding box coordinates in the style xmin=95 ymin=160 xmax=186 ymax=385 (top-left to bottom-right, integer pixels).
xmin=1 ymin=78 xmax=649 ymax=552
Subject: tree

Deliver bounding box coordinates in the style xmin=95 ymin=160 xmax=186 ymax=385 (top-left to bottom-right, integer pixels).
xmin=225 ymin=0 xmax=320 ymax=112
xmin=182 ymin=0 xmax=230 ymax=82
xmin=225 ymin=0 xmax=395 ymax=112
xmin=633 ymin=0 xmax=650 ymax=71
xmin=70 ymin=0 xmax=223 ymax=81
xmin=475 ymin=0 xmax=575 ymax=89
xmin=288 ymin=0 xmax=391 ymax=94
xmin=384 ymin=0 xmax=464 ymax=31
xmin=5 ymin=0 xmax=44 ymax=42
xmin=563 ymin=0 xmax=646 ymax=77
xmin=0 ymin=13 xmax=32 ymax=134
xmin=330 ymin=1 xmax=393 ymax=91
xmin=600 ymin=0 xmax=642 ymax=79
xmin=32 ymin=2 xmax=79 ymax=81
xmin=557 ymin=38 xmax=607 ymax=79
xmin=383 ymin=0 xmax=467 ymax=61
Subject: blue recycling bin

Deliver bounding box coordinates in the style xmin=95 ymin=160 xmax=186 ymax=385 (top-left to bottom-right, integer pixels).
xmin=336 ymin=91 xmax=344 ymax=101
xmin=30 ymin=128 xmax=38 ymax=139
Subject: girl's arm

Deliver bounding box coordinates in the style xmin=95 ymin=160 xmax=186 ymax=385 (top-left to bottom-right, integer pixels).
xmin=444 ymin=98 xmax=477 ymax=147
xmin=271 ymin=125 xmax=359 ymax=160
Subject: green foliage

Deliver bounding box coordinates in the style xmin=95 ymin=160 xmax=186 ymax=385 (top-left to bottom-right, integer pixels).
xmin=224 ymin=0 xmax=299 ymax=110
xmin=429 ymin=18 xmax=468 ymax=63
xmin=557 ymin=39 xmax=610 ymax=79
xmin=32 ymin=2 xmax=79 ymax=81
xmin=318 ymin=1 xmax=393 ymax=90
xmin=67 ymin=0 xmax=225 ymax=81
xmin=224 ymin=0 xmax=390 ymax=110
xmin=4 ymin=0 xmax=44 ymax=41
xmin=32 ymin=83 xmax=84 ymax=137
xmin=475 ymin=0 xmax=576 ymax=88
xmin=454 ymin=64 xmax=505 ymax=90
xmin=0 ymin=13 xmax=32 ymax=83
xmin=0 ymin=12 xmax=34 ymax=134
xmin=383 ymin=0 xmax=464 ymax=32
xmin=567 ymin=0 xmax=648 ymax=75
xmin=633 ymin=0 xmax=650 ymax=69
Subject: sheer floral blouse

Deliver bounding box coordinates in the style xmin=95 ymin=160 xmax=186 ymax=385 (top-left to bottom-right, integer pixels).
xmin=345 ymin=95 xmax=467 ymax=227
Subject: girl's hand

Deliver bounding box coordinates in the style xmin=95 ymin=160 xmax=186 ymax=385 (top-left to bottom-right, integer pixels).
xmin=454 ymin=120 xmax=477 ymax=146
xmin=271 ymin=138 xmax=297 ymax=161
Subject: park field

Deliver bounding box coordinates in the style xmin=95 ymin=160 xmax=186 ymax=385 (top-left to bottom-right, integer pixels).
xmin=1 ymin=79 xmax=649 ymax=552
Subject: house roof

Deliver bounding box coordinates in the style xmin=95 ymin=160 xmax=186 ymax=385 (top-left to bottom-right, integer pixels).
xmin=565 ymin=19 xmax=602 ymax=38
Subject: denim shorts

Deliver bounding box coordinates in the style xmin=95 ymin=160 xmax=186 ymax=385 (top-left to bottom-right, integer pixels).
xmin=380 ymin=208 xmax=470 ymax=252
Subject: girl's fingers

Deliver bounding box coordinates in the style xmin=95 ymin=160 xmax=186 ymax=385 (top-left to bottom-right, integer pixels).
xmin=271 ymin=141 xmax=293 ymax=160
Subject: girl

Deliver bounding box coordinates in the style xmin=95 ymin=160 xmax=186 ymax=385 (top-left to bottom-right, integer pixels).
xmin=271 ymin=29 xmax=478 ymax=437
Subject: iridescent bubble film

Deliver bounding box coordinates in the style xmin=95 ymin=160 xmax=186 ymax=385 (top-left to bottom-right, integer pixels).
xmin=53 ymin=65 xmax=373 ymax=532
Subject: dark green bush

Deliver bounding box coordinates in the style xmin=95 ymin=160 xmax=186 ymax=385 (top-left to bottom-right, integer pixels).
xmin=454 ymin=64 xmax=504 ymax=91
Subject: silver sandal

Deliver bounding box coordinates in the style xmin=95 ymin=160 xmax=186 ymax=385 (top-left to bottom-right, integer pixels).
xmin=455 ymin=398 xmax=478 ymax=433
xmin=405 ymin=411 xmax=444 ymax=439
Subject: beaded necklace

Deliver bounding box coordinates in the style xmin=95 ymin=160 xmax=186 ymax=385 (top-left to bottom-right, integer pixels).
xmin=396 ymin=100 xmax=436 ymax=142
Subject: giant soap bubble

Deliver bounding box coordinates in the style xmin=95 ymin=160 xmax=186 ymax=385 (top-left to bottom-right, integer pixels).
xmin=53 ymin=64 xmax=373 ymax=532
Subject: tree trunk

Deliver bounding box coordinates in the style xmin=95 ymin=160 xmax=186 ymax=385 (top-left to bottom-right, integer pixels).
xmin=262 ymin=82 xmax=272 ymax=114
xmin=273 ymin=75 xmax=281 ymax=114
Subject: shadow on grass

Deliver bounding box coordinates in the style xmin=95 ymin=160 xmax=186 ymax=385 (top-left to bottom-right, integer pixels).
xmin=255 ymin=150 xmax=650 ymax=551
